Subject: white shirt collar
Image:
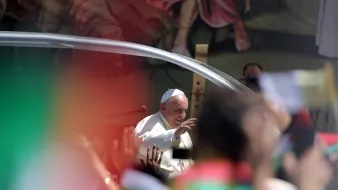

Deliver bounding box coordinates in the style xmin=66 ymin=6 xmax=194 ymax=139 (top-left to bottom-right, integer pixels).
xmin=158 ymin=112 xmax=171 ymax=129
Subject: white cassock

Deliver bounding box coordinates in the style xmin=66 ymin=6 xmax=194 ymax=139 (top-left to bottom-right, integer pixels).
xmin=135 ymin=112 xmax=193 ymax=178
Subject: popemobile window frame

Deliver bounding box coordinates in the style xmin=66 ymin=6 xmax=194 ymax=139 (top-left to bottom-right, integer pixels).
xmin=0 ymin=31 xmax=250 ymax=92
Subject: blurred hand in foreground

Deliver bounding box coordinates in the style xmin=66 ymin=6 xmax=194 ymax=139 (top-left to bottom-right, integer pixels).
xmin=74 ymin=134 xmax=119 ymax=190
xmin=111 ymin=126 xmax=140 ymax=174
xmin=245 ymin=95 xmax=290 ymax=168
xmin=284 ymin=141 xmax=333 ymax=190
xmin=140 ymin=145 xmax=164 ymax=172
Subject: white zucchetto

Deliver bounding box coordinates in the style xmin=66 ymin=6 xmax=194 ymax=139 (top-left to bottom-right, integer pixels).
xmin=160 ymin=89 xmax=185 ymax=103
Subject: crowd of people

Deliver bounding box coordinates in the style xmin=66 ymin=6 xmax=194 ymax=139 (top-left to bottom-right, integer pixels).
xmin=13 ymin=63 xmax=338 ymax=190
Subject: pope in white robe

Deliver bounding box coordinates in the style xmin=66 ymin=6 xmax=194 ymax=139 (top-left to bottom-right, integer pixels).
xmin=135 ymin=89 xmax=195 ymax=178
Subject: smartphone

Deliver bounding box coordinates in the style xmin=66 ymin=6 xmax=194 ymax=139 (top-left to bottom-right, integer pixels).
xmin=292 ymin=126 xmax=316 ymax=159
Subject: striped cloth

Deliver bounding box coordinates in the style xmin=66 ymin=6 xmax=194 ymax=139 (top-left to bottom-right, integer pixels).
xmin=171 ymin=160 xmax=253 ymax=190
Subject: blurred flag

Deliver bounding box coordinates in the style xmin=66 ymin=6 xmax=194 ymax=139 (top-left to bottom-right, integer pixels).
xmin=260 ymin=64 xmax=337 ymax=114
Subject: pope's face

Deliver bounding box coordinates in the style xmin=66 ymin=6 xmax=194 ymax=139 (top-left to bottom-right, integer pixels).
xmin=164 ymin=95 xmax=188 ymax=128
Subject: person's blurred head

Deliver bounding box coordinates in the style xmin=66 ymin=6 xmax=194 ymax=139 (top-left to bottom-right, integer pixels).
xmin=194 ymin=88 xmax=290 ymax=163
xmin=242 ymin=63 xmax=263 ymax=78
xmin=160 ymin=94 xmax=188 ymax=128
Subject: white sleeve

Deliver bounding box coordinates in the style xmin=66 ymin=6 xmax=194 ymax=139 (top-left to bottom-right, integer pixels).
xmin=139 ymin=129 xmax=178 ymax=150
